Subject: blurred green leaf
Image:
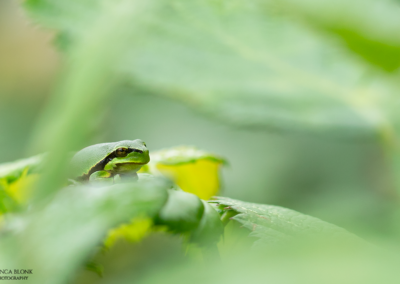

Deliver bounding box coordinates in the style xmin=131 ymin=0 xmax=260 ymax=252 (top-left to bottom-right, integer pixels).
xmin=156 ymin=189 xmax=204 ymax=233
xmin=190 ymin=200 xmax=224 ymax=245
xmin=24 ymin=0 xmax=159 ymax=203
xmin=148 ymin=146 xmax=226 ymax=166
xmin=0 ymin=156 xmax=42 ymax=213
xmin=270 ymin=0 xmax=400 ymax=72
xmin=155 ymin=190 xmax=224 ymax=246
xmin=85 ymin=261 xmax=103 ymax=278
xmin=0 ymin=154 xmax=42 ymax=183
xmin=123 ymin=1 xmax=396 ymax=138
xmin=128 ymin=243 xmax=400 ymax=284
xmin=212 ymin=196 xmax=366 ymax=248
xmin=0 ymin=179 xmax=169 ymax=284
xmin=0 ymin=186 xmax=19 ymax=214
xmin=24 ymin=0 xmax=397 ymax=139
xmin=103 ymin=217 xmax=154 ymax=249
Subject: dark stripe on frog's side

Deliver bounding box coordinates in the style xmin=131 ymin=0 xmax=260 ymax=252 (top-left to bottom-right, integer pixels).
xmin=76 ymin=148 xmax=143 ymax=181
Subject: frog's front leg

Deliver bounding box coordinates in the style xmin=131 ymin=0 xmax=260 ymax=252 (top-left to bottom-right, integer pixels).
xmin=89 ymin=170 xmax=114 ymax=185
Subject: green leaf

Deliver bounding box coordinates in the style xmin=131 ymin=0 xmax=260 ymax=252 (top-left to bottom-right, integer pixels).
xmin=103 ymin=217 xmax=154 ymax=249
xmin=120 ymin=1 xmax=396 ymax=139
xmin=0 ymin=154 xmax=42 ymax=183
xmin=0 ymin=186 xmax=20 ymax=214
xmin=85 ymin=261 xmax=103 ymax=278
xmin=24 ymin=0 xmax=397 ymax=139
xmin=190 ymin=200 xmax=224 ymax=245
xmin=270 ymin=0 xmax=400 ymax=72
xmin=142 ymin=146 xmax=226 ymax=200
xmin=0 ymin=179 xmax=169 ymax=284
xmin=155 ymin=189 xmax=204 ymax=233
xmin=212 ymin=197 xmax=366 ymax=248
xmin=148 ymin=146 xmax=226 ymax=166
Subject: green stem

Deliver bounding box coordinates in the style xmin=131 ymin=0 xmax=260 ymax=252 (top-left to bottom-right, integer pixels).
xmin=29 ymin=1 xmax=155 ymax=204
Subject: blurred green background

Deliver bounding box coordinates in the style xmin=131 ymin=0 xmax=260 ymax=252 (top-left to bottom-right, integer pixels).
xmin=0 ymin=0 xmax=397 ymax=242
xmin=3 ymin=0 xmax=400 ymax=283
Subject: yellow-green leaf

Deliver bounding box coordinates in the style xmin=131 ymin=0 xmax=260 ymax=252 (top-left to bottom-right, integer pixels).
xmin=4 ymin=170 xmax=39 ymax=205
xmin=141 ymin=147 xmax=226 ymax=200
xmin=104 ymin=217 xmax=153 ymax=249
xmin=0 ymin=154 xmax=42 ymax=184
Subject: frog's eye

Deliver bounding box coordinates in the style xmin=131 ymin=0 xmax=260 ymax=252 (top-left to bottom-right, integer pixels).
xmin=115 ymin=148 xmax=128 ymax=157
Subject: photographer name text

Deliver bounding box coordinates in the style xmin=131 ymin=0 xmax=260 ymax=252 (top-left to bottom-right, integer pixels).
xmin=0 ymin=269 xmax=32 ymax=280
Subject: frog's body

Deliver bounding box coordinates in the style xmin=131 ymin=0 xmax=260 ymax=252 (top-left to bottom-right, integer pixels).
xmin=70 ymin=139 xmax=149 ymax=183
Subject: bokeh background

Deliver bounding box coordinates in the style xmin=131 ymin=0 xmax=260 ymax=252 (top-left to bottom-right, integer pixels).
xmin=4 ymin=0 xmax=400 ymax=283
xmin=0 ymin=0 xmax=398 ymax=242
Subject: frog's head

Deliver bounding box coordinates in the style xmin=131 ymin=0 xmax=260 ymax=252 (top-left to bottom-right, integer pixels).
xmin=103 ymin=139 xmax=150 ymax=173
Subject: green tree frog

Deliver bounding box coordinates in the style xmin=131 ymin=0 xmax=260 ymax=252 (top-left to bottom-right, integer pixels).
xmin=70 ymin=139 xmax=150 ymax=184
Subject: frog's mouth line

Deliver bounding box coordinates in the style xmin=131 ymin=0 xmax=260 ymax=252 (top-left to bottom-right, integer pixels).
xmin=112 ymin=162 xmax=148 ymax=169
xmin=116 ymin=162 xmax=146 ymax=165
